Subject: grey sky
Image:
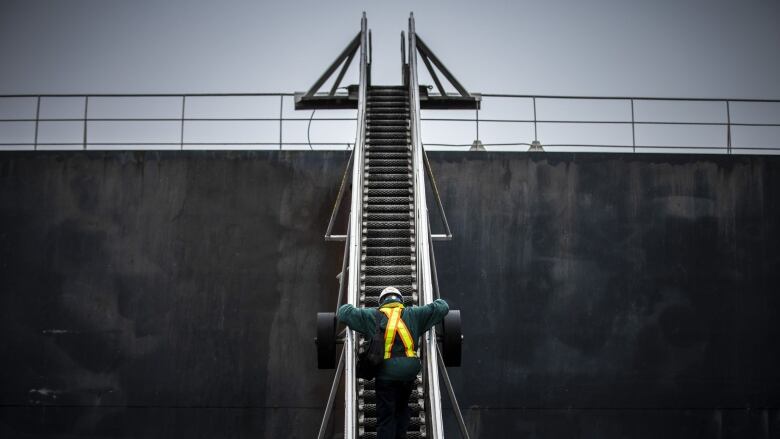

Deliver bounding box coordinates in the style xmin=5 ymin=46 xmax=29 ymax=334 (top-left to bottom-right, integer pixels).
xmin=1 ymin=0 xmax=779 ymax=98
xmin=1 ymin=1 xmax=779 ymax=153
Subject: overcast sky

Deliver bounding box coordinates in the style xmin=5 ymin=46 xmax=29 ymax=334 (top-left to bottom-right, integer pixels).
xmin=1 ymin=0 xmax=779 ymax=98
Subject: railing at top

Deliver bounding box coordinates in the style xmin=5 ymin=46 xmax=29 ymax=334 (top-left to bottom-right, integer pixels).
xmin=0 ymin=92 xmax=778 ymax=154
xmin=426 ymin=93 xmax=780 ymax=154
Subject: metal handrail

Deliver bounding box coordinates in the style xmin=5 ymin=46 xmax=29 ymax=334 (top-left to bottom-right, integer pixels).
xmin=408 ymin=13 xmax=445 ymax=439
xmin=2 ymin=93 xmax=778 ymax=153
xmin=423 ymin=149 xmax=452 ymax=241
xmin=343 ymin=12 xmax=369 ymax=439
xmin=324 ymin=148 xmax=354 ymax=241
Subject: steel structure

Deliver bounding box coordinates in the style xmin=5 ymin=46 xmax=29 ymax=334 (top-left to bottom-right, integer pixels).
xmin=313 ymin=13 xmax=470 ymax=439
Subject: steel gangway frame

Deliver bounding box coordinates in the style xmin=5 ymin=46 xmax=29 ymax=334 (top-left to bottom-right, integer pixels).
xmin=315 ymin=12 xmax=471 ymax=439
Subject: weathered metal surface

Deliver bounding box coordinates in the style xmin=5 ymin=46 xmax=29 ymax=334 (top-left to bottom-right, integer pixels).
xmin=1 ymin=150 xmax=779 ymax=438
xmin=0 ymin=150 xmax=347 ymax=438
xmin=431 ymin=151 xmax=780 ymax=438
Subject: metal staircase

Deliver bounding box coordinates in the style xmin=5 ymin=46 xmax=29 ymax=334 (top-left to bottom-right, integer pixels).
xmin=310 ymin=13 xmax=475 ymax=439
xmin=358 ymin=85 xmax=425 ymax=438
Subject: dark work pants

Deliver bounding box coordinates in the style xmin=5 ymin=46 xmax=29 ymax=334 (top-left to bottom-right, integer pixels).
xmin=375 ymin=379 xmax=414 ymax=439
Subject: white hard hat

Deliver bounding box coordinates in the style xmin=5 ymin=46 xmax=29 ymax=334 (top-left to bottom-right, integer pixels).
xmin=378 ymin=286 xmax=402 ymax=304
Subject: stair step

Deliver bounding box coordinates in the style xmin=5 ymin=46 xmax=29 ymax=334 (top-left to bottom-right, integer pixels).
xmin=362 ymin=212 xmax=413 ymax=221
xmin=362 ymin=255 xmax=414 ymax=265
xmin=362 ymin=265 xmax=413 ymax=275
xmin=366 ymin=119 xmax=408 ymax=126
xmin=367 ymin=138 xmax=411 ymax=145
xmin=369 ymin=88 xmax=406 ymax=94
xmin=363 ymin=220 xmax=413 ymax=229
xmin=360 ymin=403 xmax=423 ymax=416
xmin=362 ymin=228 xmax=413 ymax=238
xmin=363 ymin=204 xmax=411 ymax=212
xmin=368 ymin=94 xmax=409 ymax=101
xmin=366 ymin=113 xmax=408 ymax=120
xmin=365 ymin=180 xmax=412 ymax=189
xmin=362 ymin=236 xmax=413 ymax=246
xmin=364 ymin=173 xmax=412 ymax=182
xmin=360 ymin=389 xmax=423 ymax=400
xmin=365 ymin=159 xmax=410 ymax=167
xmin=365 ymin=144 xmax=410 ymax=152
xmin=365 ymin=151 xmax=410 ymax=159
xmin=359 ymin=416 xmax=424 ymax=429
xmin=359 ymin=432 xmax=425 ymax=439
xmin=364 ymin=187 xmax=412 ymax=197
xmin=364 ymin=196 xmax=413 ymax=204
xmin=367 ymin=131 xmax=410 ymax=138
xmin=363 ymin=246 xmax=414 ymax=256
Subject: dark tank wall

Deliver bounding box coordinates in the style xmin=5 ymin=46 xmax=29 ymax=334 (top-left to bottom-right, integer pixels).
xmin=1 ymin=150 xmax=779 ymax=438
xmin=0 ymin=151 xmax=349 ymax=439
xmin=429 ymin=152 xmax=780 ymax=438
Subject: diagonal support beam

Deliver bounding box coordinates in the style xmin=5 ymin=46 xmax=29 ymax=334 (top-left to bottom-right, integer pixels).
xmin=330 ymin=49 xmax=357 ymax=96
xmin=316 ymin=347 xmax=345 ymax=439
xmin=305 ymin=32 xmax=361 ymax=98
xmin=415 ymin=35 xmax=470 ymax=97
xmin=437 ymin=349 xmax=471 ymax=439
xmin=419 ymin=50 xmax=447 ymax=97
xmin=423 ymin=148 xmax=452 ymax=240
xmin=324 ymin=147 xmax=354 ymax=241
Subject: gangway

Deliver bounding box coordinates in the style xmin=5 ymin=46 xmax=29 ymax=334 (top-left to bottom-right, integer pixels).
xmin=309 ymin=13 xmax=476 ymax=439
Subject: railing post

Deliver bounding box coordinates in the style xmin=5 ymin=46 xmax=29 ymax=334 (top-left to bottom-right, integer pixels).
xmin=475 ymin=107 xmax=479 ymax=143
xmin=532 ymin=97 xmax=538 ymax=142
xmin=631 ymin=99 xmax=636 ymax=153
xmin=83 ymin=96 xmax=89 ymax=150
xmin=279 ymin=95 xmax=284 ymax=150
xmin=34 ymin=96 xmax=41 ymax=151
xmin=180 ymin=95 xmax=186 ymax=151
xmin=726 ymin=100 xmax=732 ymax=155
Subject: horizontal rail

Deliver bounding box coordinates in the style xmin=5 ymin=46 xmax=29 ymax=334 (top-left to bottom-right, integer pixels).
xmin=0 ymin=142 xmax=354 ymax=147
xmin=1 ymin=92 xmax=778 ymax=154
xmin=2 ymin=117 xmax=776 ymax=127
xmin=0 ymin=92 xmax=777 ymax=102
xmin=0 ymin=117 xmax=357 ymax=122
xmin=480 ymin=93 xmax=780 ymax=103
xmin=0 ymin=93 xmax=297 ymax=98
xmin=423 ymin=143 xmax=780 ymax=151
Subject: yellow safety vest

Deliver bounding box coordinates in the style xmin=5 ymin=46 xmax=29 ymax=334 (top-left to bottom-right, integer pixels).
xmin=379 ymin=303 xmax=416 ymax=359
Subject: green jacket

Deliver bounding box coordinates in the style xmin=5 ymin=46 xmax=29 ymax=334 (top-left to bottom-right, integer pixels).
xmin=337 ymin=299 xmax=449 ymax=381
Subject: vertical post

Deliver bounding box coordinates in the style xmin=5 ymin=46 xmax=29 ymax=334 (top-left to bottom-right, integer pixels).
xmin=279 ymin=95 xmax=284 ymax=150
xmin=532 ymin=97 xmax=538 ymax=141
xmin=83 ymin=96 xmax=89 ymax=150
xmin=475 ymin=107 xmax=479 ymax=142
xmin=180 ymin=95 xmax=186 ymax=151
xmin=630 ymin=99 xmax=636 ymax=153
xmin=726 ymin=100 xmax=732 ymax=155
xmin=33 ymin=96 xmax=41 ymax=151
xmin=400 ymin=31 xmax=407 ymax=85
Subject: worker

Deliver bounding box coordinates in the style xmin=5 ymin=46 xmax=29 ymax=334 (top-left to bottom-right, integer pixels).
xmin=337 ymin=286 xmax=449 ymax=439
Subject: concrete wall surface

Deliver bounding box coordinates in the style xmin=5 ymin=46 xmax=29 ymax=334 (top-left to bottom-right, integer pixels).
xmin=0 ymin=150 xmax=778 ymax=438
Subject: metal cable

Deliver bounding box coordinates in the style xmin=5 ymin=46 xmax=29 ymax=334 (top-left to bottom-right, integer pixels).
xmin=307 ymin=109 xmax=316 ymax=150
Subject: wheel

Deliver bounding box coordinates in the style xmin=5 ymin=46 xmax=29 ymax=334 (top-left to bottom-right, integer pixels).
xmin=442 ymin=310 xmax=462 ymax=367
xmin=316 ymin=312 xmax=337 ymax=369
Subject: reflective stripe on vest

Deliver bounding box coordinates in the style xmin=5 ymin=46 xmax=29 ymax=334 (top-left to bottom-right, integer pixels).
xmin=379 ymin=306 xmax=416 ymax=359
